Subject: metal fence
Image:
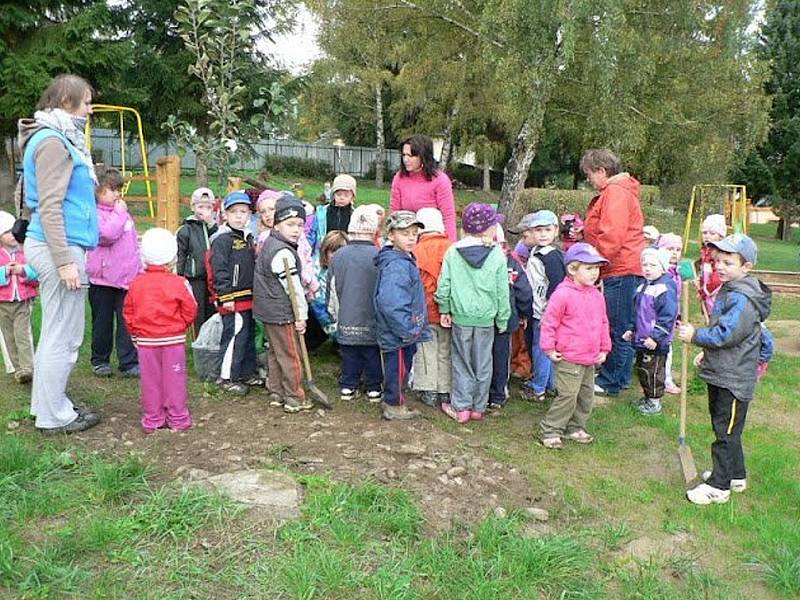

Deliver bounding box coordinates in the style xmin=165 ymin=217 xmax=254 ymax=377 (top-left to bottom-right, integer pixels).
xmin=89 ymin=128 xmax=401 ymax=177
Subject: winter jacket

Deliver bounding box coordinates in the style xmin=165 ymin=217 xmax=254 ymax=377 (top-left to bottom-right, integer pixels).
xmin=374 ymin=245 xmax=431 ymax=351
xmin=697 ymin=245 xmax=722 ymax=314
xmin=176 ymin=216 xmax=218 ymax=280
xmin=390 ymin=170 xmax=457 ymax=241
xmin=0 ymin=246 xmax=38 ymax=302
xmin=86 ymin=202 xmax=141 ymax=289
xmin=208 ymin=226 xmax=255 ymax=313
xmin=540 ymin=278 xmax=612 ymax=366
xmin=123 ymin=265 xmax=197 ymax=347
xmin=629 ymin=274 xmax=679 ymax=354
xmin=328 ymin=240 xmax=379 ymax=345
xmin=414 ymin=232 xmax=452 ymax=324
xmin=504 ymin=252 xmax=534 ymax=332
xmin=253 ymin=230 xmax=308 ymax=325
xmin=307 ymin=203 xmax=352 ymax=254
xmin=435 ymin=238 xmax=511 ymax=331
xmin=583 ymin=173 xmax=646 ymax=279
xmin=526 ymin=244 xmax=566 ymax=319
xmin=693 ymin=275 xmax=772 ymax=402
xmin=19 ymin=123 xmax=98 ymax=265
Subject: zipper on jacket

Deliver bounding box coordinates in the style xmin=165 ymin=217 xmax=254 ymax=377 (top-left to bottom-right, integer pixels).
xmin=233 ymin=264 xmax=239 ymax=287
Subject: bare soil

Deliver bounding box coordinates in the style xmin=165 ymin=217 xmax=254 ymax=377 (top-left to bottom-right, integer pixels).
xmin=767 ymin=319 xmax=800 ymax=356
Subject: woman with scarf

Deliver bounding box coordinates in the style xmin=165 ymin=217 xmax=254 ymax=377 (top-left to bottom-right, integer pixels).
xmin=18 ymin=74 xmax=101 ymax=434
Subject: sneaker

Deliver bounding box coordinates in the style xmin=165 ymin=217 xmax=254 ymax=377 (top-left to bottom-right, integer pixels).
xmin=702 ymin=470 xmax=747 ymax=493
xmin=565 ymin=429 xmax=594 ymax=444
xmin=540 ymin=436 xmax=563 ymax=450
xmin=630 ymin=396 xmax=647 ymax=408
xmin=440 ymin=402 xmax=470 ymax=424
xmin=14 ymin=369 xmax=32 ymax=384
xmin=220 ymin=381 xmax=249 ymax=396
xmin=381 ymin=402 xmax=420 ymax=421
xmin=92 ymin=364 xmax=112 ymax=377
xmin=119 ymin=365 xmax=140 ymax=378
xmin=437 ymin=392 xmax=450 ymax=405
xmin=470 ymin=411 xmax=484 ymax=421
xmin=38 ymin=411 xmax=100 ymax=435
xmin=268 ymin=392 xmax=284 ymax=407
xmin=533 ymin=391 xmax=547 ymax=403
xmin=244 ymin=375 xmax=265 ymax=387
xmin=283 ymin=396 xmax=312 ymax=413
xmin=487 ymin=402 xmax=505 ymax=412
xmin=366 ymin=390 xmax=383 ymax=403
xmin=686 ymin=483 xmax=731 ymax=505
xmin=340 ymin=388 xmax=358 ymax=401
xmin=418 ymin=391 xmax=438 ymax=408
xmin=664 ymin=382 xmax=681 ymax=395
xmin=638 ymin=398 xmax=662 ymax=416
xmin=545 ymin=388 xmax=559 ymax=398
xmin=593 ymin=383 xmax=618 ymax=396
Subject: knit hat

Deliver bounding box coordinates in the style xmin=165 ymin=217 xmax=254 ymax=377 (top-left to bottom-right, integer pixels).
xmin=348 ymin=204 xmax=382 ymax=235
xmin=701 ymin=214 xmax=727 ymax=238
xmin=0 ymin=211 xmax=15 ymax=236
xmin=514 ymin=240 xmax=530 ymax=260
xmin=223 ymin=191 xmax=251 ymax=210
xmin=141 ymin=228 xmax=178 ymax=266
xmin=256 ymin=189 xmax=281 ymax=208
xmin=275 ymin=194 xmax=306 ymax=224
xmin=415 ymin=207 xmax=445 ymax=234
xmin=641 ymin=247 xmax=671 ymax=272
xmin=191 ymin=187 xmax=215 ymax=206
xmin=331 ymin=174 xmax=357 ymax=197
xmin=642 ymin=225 xmax=660 ymax=243
xmin=658 ymin=232 xmax=682 ymax=251
xmin=462 ymin=203 xmax=505 ymax=235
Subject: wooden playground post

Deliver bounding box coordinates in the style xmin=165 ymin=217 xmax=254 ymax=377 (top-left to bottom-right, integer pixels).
xmin=156 ymin=155 xmax=181 ymax=232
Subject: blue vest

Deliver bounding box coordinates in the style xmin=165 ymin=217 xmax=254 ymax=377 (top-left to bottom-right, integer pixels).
xmin=23 ymin=129 xmax=98 ymax=250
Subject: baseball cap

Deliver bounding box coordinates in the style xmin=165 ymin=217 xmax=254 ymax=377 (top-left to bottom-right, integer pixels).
xmin=386 ymin=210 xmax=424 ymax=231
xmin=191 ymin=187 xmax=215 ymax=206
xmin=709 ymin=233 xmax=758 ymax=265
xmin=510 ymin=209 xmax=558 ymax=233
xmin=223 ymin=191 xmax=251 ymax=210
xmin=563 ymin=242 xmax=608 ymax=265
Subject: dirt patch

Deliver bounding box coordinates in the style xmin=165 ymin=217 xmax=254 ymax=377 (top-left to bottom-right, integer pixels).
xmin=767 ymin=320 xmax=800 ymax=356
xmin=39 ymin=392 xmax=544 ymax=531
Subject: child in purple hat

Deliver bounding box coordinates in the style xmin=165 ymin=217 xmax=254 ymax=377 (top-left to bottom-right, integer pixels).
xmin=538 ymin=243 xmax=611 ymax=449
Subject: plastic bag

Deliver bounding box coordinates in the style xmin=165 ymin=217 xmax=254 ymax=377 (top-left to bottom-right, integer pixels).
xmin=192 ymin=313 xmax=223 ymax=380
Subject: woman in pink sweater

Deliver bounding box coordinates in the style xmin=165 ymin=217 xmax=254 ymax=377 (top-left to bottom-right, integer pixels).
xmin=538 ymin=242 xmax=611 ymax=449
xmin=390 ymin=135 xmax=457 ymax=241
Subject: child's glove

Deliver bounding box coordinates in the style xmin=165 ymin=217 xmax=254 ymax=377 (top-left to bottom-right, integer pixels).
xmin=756 ymin=361 xmax=768 ymax=381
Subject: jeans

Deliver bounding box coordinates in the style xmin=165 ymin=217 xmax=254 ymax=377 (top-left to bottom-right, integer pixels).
xmin=595 ymin=275 xmax=642 ymax=394
xmin=526 ymin=318 xmax=555 ymax=394
xmin=89 ymin=284 xmax=138 ymax=371
xmin=339 ymin=344 xmax=383 ymax=392
xmin=450 ymin=324 xmax=494 ymax=413
xmin=382 ymin=345 xmax=416 ymax=406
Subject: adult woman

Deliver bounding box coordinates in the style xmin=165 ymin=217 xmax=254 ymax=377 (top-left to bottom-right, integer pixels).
xmin=390 ymin=134 xmax=457 ymax=241
xmin=580 ymin=148 xmax=646 ymax=397
xmin=19 ymin=74 xmax=101 ymax=434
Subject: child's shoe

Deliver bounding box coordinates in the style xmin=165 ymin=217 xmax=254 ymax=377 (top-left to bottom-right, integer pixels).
xmin=637 ymin=398 xmax=662 ymax=416
xmin=664 ymin=382 xmax=681 ymax=395
xmin=686 ymin=483 xmax=730 ymax=505
xmin=340 ymin=388 xmax=358 ymax=401
xmin=381 ymin=402 xmax=420 ymax=421
xmin=437 ymin=392 xmax=450 ymax=405
xmin=244 ymin=375 xmax=265 ymax=387
xmin=92 ymin=364 xmax=112 ymax=377
xmin=565 ymin=429 xmax=594 ymax=444
xmin=268 ymin=392 xmax=284 ymax=407
xmin=702 ymin=470 xmax=747 ymax=493
xmin=470 ymin=411 xmax=484 ymax=421
xmin=418 ymin=391 xmax=438 ymax=408
xmin=14 ymin=369 xmax=32 ymax=384
xmin=539 ymin=436 xmax=563 ymax=450
xmin=366 ymin=390 xmax=383 ymax=403
xmin=440 ymin=402 xmax=470 ymax=424
xmin=487 ymin=401 xmax=504 ymax=412
xmin=119 ymin=365 xmax=140 ymax=378
xmin=220 ymin=380 xmax=249 ymax=396
xmin=283 ymin=396 xmax=313 ymax=413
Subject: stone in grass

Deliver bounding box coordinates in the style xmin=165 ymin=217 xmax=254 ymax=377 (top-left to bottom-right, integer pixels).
xmin=397 ymin=444 xmax=426 ymax=457
xmin=203 ymin=470 xmax=302 ymax=520
xmin=526 ymin=507 xmax=550 ymax=522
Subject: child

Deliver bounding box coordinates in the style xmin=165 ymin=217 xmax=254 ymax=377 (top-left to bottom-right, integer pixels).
xmin=697 ymin=214 xmax=726 ymax=316
xmin=310 ymin=174 xmax=356 ymax=254
xmin=123 ymin=228 xmax=197 ymax=433
xmin=435 ymin=203 xmax=510 ymax=423
xmin=622 ymin=248 xmax=679 ymax=416
xmin=86 ymin=166 xmax=140 ymax=378
xmin=374 ymin=210 xmax=431 ymax=421
xmin=177 ymin=187 xmax=218 ymax=336
xmin=559 ymin=213 xmax=584 ymax=251
xmin=678 ymin=234 xmax=771 ymax=505
xmin=489 ymin=226 xmax=533 ymax=410
xmin=208 ymin=191 xmax=260 ymax=395
xmin=253 ymin=195 xmax=313 ymax=413
xmin=0 ymin=211 xmax=37 ymax=383
xmin=539 ymin=243 xmax=611 ymax=449
xmin=328 ymin=205 xmax=383 ymax=402
xmin=523 ymin=210 xmax=566 ymax=402
xmin=657 ymin=233 xmax=683 ymax=394
xmin=411 ymin=207 xmax=452 ymax=407
xmin=309 ymin=230 xmax=348 ymax=345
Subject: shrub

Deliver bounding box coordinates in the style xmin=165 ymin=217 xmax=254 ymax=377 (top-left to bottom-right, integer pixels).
xmin=263 ymin=155 xmax=335 ymax=180
xmin=512 ymin=185 xmax=662 ymax=224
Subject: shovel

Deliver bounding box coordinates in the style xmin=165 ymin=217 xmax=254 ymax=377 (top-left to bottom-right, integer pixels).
xmin=677 ymin=259 xmax=698 ymax=483
xmin=283 ymin=257 xmax=332 ymax=409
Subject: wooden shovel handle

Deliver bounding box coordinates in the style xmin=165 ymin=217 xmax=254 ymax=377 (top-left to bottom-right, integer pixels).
xmin=679 ymin=286 xmax=690 ymax=442
xmin=282 ymin=257 xmax=313 ymax=381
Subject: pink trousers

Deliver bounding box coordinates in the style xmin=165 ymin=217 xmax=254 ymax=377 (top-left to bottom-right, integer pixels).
xmin=138 ymin=344 xmax=191 ymax=432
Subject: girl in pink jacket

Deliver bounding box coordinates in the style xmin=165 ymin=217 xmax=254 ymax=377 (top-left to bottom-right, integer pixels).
xmin=538 ymin=243 xmax=611 ymax=449
xmin=86 ymin=167 xmax=141 ymax=378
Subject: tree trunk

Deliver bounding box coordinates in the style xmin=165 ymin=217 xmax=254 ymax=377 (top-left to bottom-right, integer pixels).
xmin=374 ymin=82 xmax=385 ymax=188
xmin=498 ymin=108 xmax=546 ymax=217
xmin=438 ymin=106 xmax=458 ymax=171
xmin=483 ymin=150 xmax=491 ymax=192
xmin=196 ymin=154 xmax=209 ymax=187
xmin=777 ymin=217 xmax=793 ymax=241
xmin=0 ymin=137 xmax=16 ymax=212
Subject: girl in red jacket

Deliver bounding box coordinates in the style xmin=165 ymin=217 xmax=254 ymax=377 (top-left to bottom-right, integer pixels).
xmin=123 ymin=228 xmax=197 ymax=433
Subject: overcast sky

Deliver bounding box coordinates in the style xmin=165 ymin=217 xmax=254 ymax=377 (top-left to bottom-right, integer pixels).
xmin=265 ymin=6 xmax=322 ymax=74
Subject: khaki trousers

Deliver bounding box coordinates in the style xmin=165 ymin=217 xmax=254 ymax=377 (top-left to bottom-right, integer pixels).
xmin=0 ymin=299 xmax=34 ymax=373
xmin=411 ymin=323 xmax=451 ymax=393
xmin=539 ymin=360 xmax=595 ymax=439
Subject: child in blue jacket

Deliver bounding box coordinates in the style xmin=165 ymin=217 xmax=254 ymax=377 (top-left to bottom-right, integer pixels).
xmin=374 ymin=211 xmax=431 ymax=421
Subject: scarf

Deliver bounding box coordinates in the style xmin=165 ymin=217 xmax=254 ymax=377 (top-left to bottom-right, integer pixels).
xmin=33 ymin=108 xmax=97 ymax=183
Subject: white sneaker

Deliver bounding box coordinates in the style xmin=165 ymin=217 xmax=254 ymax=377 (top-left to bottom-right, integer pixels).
xmin=594 ymin=384 xmax=606 ymax=394
xmin=366 ymin=390 xmax=383 ymax=403
xmin=702 ymin=470 xmax=747 ymax=493
xmin=686 ymin=483 xmax=731 ymax=505
xmin=340 ymin=388 xmax=358 ymax=401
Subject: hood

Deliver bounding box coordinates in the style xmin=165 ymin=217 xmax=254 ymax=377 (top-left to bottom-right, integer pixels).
xmin=18 ymin=118 xmax=46 ymax=153
xmin=375 ymin=244 xmax=414 ymax=269
xmin=603 ymin=172 xmax=640 ymax=196
xmin=453 ymin=237 xmax=493 ymax=269
xmin=728 ymin=275 xmax=772 ymax=321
